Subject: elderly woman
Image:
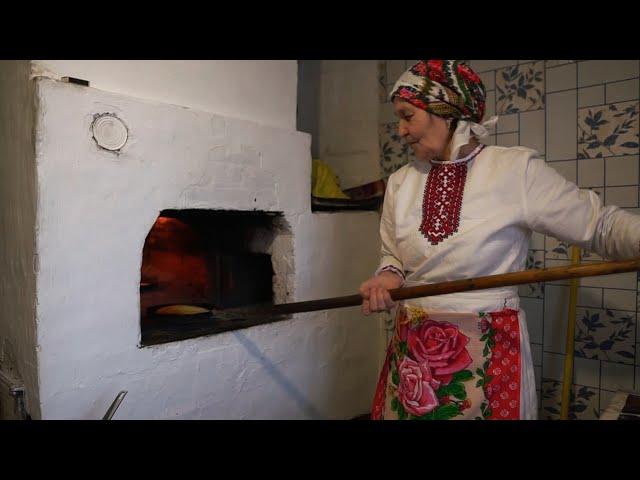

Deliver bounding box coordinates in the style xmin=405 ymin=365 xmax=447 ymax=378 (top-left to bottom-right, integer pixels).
xmin=360 ymin=60 xmax=640 ymax=420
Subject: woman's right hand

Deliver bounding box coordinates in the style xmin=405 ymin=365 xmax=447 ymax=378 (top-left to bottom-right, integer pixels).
xmin=359 ymin=271 xmax=404 ymax=315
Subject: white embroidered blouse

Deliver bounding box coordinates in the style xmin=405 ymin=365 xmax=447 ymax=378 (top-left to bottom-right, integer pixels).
xmin=378 ymin=145 xmax=640 ymax=314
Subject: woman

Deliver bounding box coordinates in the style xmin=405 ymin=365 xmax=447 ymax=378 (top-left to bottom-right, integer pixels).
xmin=360 ymin=60 xmax=640 ymax=420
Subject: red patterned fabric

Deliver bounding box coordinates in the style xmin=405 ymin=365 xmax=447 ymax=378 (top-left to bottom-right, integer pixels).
xmin=389 ymin=60 xmax=487 ymax=124
xmin=420 ymin=163 xmax=468 ymax=245
xmin=371 ymin=346 xmax=392 ymax=420
xmin=419 ymin=145 xmax=484 ymax=245
xmin=371 ymin=307 xmax=522 ymax=420
xmin=484 ymin=309 xmax=521 ymax=420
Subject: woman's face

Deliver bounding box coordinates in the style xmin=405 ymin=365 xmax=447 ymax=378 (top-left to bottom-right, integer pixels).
xmin=393 ymin=98 xmax=451 ymax=162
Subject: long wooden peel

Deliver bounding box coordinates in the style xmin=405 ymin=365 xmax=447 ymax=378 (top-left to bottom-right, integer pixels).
xmin=231 ymin=257 xmax=640 ymax=317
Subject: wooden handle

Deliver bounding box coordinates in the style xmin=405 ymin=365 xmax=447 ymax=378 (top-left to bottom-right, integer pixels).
xmin=240 ymin=257 xmax=640 ymax=316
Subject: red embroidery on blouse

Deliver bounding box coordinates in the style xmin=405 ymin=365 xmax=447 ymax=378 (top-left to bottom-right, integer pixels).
xmin=420 ymin=163 xmax=467 ymax=245
xmin=419 ymin=146 xmax=484 ymax=245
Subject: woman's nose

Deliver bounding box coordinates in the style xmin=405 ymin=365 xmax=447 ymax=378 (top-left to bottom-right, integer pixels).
xmin=398 ymin=122 xmax=408 ymax=137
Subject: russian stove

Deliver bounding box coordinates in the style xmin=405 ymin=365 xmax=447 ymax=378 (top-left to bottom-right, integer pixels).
xmin=0 ymin=61 xmax=385 ymax=419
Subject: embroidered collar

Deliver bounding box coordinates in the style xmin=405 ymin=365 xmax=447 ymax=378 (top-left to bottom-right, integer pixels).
xmin=429 ymin=143 xmax=485 ymax=165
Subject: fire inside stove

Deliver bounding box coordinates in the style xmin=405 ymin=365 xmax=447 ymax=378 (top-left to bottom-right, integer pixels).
xmin=139 ymin=209 xmax=290 ymax=346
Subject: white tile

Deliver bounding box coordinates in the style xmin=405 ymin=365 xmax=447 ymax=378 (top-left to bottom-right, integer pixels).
xmin=531 ymin=342 xmax=544 ymax=366
xmin=606 ymin=78 xmax=640 ymax=103
xmin=605 ymin=155 xmax=639 ymax=186
xmin=600 ymin=361 xmax=635 ymax=391
xmin=519 ymin=283 xmax=532 ymax=297
xmin=578 ymin=158 xmax=605 ymax=187
xmin=469 ymin=60 xmax=519 ymax=72
xmin=590 ymin=186 xmax=605 ymax=199
xmin=599 ymin=389 xmax=618 ymax=411
xmin=605 ymin=186 xmax=638 ymax=208
xmin=574 ymin=356 xmax=600 ymax=387
xmin=480 ymin=134 xmax=496 ymax=146
xmin=498 ymin=113 xmax=519 ymax=133
xmin=485 ymin=90 xmax=496 ymax=132
xmin=544 ymin=258 xmax=572 ymax=286
xmin=580 ymin=271 xmax=637 ymax=290
xmin=547 ymin=90 xmax=577 ymax=161
xmin=497 ymin=132 xmax=519 ymax=147
xmin=535 ymin=367 xmax=542 ymax=390
xmin=603 ymin=289 xmax=637 ymax=312
xmin=549 ymin=160 xmax=577 ymax=183
xmin=479 ymin=71 xmax=495 ymax=91
xmin=577 ymin=286 xmax=603 ymax=309
xmin=379 ymin=101 xmax=398 ymax=124
xmin=547 ymin=63 xmax=577 ymax=92
xmin=580 ymin=248 xmax=604 ymax=263
xmin=578 ymin=60 xmax=639 ymax=87
xmin=386 ymin=60 xmax=407 ymax=84
xmin=531 ymin=231 xmax=545 ymax=250
xmin=544 ymin=285 xmax=571 ymax=354
xmin=519 ymin=109 xmax=545 ymax=155
xmin=578 ymin=85 xmax=605 ymax=107
xmin=522 ymin=297 xmax=544 ymax=344
xmin=543 ymin=351 xmax=566 ymax=381
xmin=547 ymin=60 xmax=574 ymax=68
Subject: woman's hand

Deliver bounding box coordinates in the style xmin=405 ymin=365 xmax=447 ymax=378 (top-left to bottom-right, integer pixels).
xmin=359 ymin=271 xmax=403 ymax=315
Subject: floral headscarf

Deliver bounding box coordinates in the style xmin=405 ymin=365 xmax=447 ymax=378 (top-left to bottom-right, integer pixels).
xmin=389 ymin=60 xmax=498 ymax=162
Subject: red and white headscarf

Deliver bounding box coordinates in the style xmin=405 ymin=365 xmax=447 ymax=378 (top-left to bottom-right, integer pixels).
xmin=389 ymin=60 xmax=498 ymax=162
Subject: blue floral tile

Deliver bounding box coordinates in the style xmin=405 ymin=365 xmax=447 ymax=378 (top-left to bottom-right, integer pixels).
xmin=379 ymin=122 xmax=408 ymax=177
xmin=578 ymin=101 xmax=639 ymax=159
xmin=574 ymin=307 xmax=636 ymax=365
xmin=545 ymin=238 xmax=572 ymax=261
xmin=546 ymin=237 xmax=603 ymax=262
xmin=541 ymin=379 xmax=561 ymax=419
xmin=570 ymin=385 xmax=600 ymax=420
xmin=540 ymin=379 xmax=600 ymax=420
xmin=519 ymin=249 xmax=545 ymax=298
xmin=496 ymin=61 xmax=545 ymax=114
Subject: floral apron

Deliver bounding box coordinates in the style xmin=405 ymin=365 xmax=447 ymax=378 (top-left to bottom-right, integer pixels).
xmin=371 ymin=305 xmax=522 ymax=420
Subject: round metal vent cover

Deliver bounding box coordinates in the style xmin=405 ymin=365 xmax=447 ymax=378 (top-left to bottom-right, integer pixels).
xmin=92 ymin=114 xmax=128 ymax=151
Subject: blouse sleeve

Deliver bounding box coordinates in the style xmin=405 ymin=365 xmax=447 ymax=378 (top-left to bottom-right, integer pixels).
xmin=375 ymin=178 xmax=406 ymax=282
xmin=522 ymin=155 xmax=640 ymax=260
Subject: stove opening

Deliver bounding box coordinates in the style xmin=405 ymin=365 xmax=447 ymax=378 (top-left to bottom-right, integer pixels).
xmin=139 ymin=209 xmax=292 ymax=346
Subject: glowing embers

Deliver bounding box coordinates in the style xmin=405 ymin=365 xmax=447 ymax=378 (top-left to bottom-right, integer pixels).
xmin=140 ymin=215 xmax=210 ymax=309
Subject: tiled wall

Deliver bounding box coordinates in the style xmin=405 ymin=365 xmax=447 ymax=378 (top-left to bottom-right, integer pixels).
xmin=378 ymin=60 xmax=640 ymax=419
